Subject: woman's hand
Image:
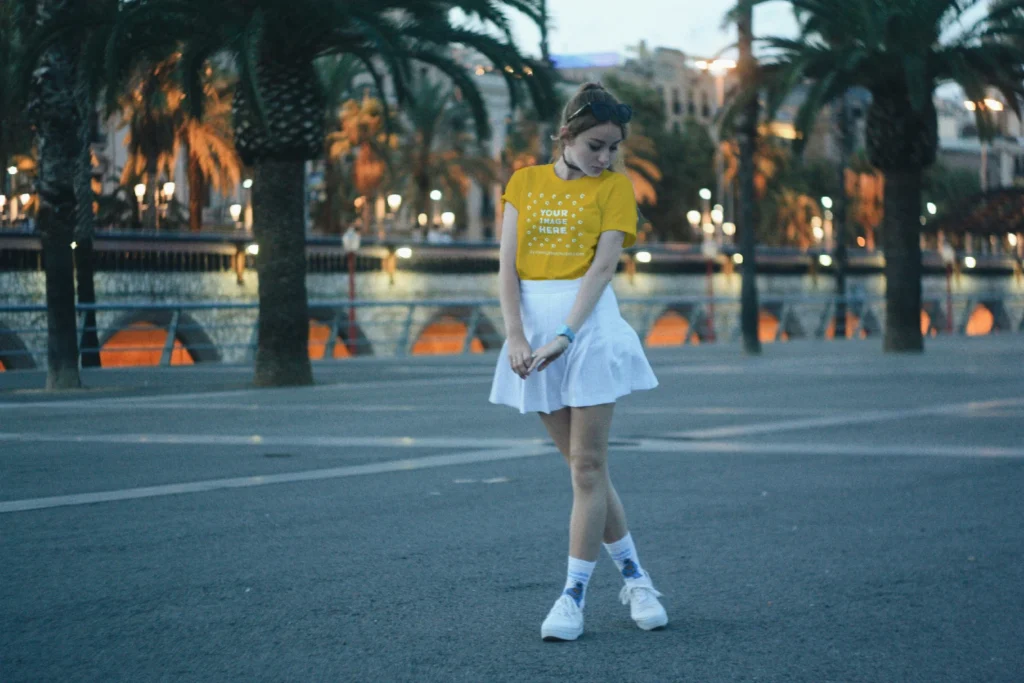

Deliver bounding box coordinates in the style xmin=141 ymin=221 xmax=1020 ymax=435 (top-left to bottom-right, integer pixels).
xmin=507 ymin=334 xmax=534 ymax=379
xmin=526 ymin=335 xmax=570 ymax=375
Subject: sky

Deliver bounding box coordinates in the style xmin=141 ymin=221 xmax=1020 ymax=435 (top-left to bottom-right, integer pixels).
xmin=506 ymin=1 xmax=801 ymax=60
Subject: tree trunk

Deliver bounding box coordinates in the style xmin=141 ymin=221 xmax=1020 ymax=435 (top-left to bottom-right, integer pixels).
xmin=74 ymin=57 xmax=100 ymax=368
xmin=188 ymin=144 xmax=204 ymax=232
xmin=882 ymin=169 xmax=924 ymax=352
xmin=251 ymin=160 xmax=313 ymax=386
xmin=833 ymin=92 xmax=851 ymax=340
xmin=736 ymin=1 xmax=762 ymax=354
xmin=31 ymin=2 xmax=81 ymax=389
xmin=144 ymin=158 xmax=159 ymax=230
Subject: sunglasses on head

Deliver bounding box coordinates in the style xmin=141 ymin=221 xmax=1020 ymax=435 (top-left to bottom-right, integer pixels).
xmin=566 ymin=101 xmax=633 ymax=125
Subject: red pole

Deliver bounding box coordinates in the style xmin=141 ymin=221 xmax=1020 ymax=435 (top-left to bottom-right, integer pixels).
xmin=706 ymin=258 xmax=716 ymax=342
xmin=945 ymin=265 xmax=953 ymax=335
xmin=348 ymin=251 xmax=357 ymax=354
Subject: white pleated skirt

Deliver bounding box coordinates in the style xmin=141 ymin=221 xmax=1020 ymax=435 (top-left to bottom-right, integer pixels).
xmin=489 ymin=278 xmax=659 ymax=414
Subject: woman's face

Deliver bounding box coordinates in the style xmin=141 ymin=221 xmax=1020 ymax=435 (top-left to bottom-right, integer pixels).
xmin=563 ymin=121 xmax=623 ymax=177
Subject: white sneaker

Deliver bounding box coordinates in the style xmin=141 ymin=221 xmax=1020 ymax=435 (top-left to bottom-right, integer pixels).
xmin=619 ymin=582 xmax=668 ymax=631
xmin=541 ymin=595 xmax=584 ymax=641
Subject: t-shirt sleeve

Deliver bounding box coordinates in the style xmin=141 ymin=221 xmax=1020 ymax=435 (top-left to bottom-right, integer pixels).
xmin=600 ymin=174 xmax=638 ymax=248
xmin=501 ymin=169 xmax=525 ymax=212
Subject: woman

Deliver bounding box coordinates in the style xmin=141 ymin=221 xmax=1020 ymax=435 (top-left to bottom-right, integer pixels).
xmin=489 ymin=82 xmax=666 ymax=641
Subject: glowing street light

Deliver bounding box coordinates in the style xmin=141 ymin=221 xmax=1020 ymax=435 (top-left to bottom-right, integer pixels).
xmin=417 ymin=213 xmax=429 ymax=227
xmin=440 ymin=211 xmax=455 ymax=229
xmin=819 ymin=254 xmax=833 ymax=267
xmin=821 ymin=196 xmax=833 ymax=210
xmin=162 ymin=182 xmax=176 ymax=200
xmin=134 ymin=183 xmax=146 ymax=201
xmin=387 ymin=194 xmax=402 ymax=212
xmin=19 ymin=193 xmax=30 ymax=206
xmin=635 ymin=251 xmax=652 ymax=264
xmin=242 ymin=178 xmax=253 ymax=189
xmin=396 ymin=246 xmax=414 ymax=259
xmin=964 ymin=256 xmax=977 ymax=269
xmin=7 ymin=166 xmax=17 ymax=176
xmin=686 ymin=210 xmax=702 ymax=229
xmin=429 ymin=189 xmax=442 ymax=201
xmin=699 ymin=188 xmax=712 ymax=201
xmin=229 ymin=203 xmax=242 ymax=222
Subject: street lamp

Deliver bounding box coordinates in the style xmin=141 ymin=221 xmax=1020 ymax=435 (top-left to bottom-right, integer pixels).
xmin=940 ymin=241 xmax=956 ymax=334
xmin=812 ymin=216 xmax=824 ymax=244
xmin=686 ymin=210 xmax=702 ymax=238
xmin=162 ymin=182 xmax=176 ymax=201
xmin=441 ymin=211 xmax=455 ymax=230
xmin=926 ymin=202 xmax=937 ymax=216
xmin=387 ymin=193 xmax=402 ymax=213
xmin=229 ymin=202 xmax=243 ymax=229
xmin=342 ymin=226 xmax=362 ymax=354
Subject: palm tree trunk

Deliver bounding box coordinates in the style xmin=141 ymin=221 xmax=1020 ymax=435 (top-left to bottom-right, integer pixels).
xmin=74 ymin=57 xmax=100 ymax=368
xmin=882 ymin=169 xmax=924 ymax=352
xmin=32 ymin=2 xmax=81 ymax=389
xmin=736 ymin=0 xmax=762 ymax=354
xmin=144 ymin=158 xmax=159 ymax=230
xmin=251 ymin=160 xmax=313 ymax=386
xmin=187 ymin=143 xmax=204 ymax=232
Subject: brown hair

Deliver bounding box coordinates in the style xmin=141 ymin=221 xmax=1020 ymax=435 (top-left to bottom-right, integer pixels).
xmin=552 ymin=82 xmax=629 ymax=162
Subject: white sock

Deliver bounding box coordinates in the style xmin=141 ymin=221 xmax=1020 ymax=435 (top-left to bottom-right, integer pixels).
xmin=603 ymin=532 xmax=649 ymax=584
xmin=563 ymin=557 xmax=597 ymax=608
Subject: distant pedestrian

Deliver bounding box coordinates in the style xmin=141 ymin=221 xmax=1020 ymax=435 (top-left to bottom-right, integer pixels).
xmin=489 ymin=82 xmax=666 ymax=641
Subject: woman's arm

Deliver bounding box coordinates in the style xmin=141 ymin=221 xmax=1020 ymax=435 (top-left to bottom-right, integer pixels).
xmin=498 ymin=204 xmax=533 ymax=378
xmin=563 ymin=230 xmax=625 ymax=331
xmin=526 ymin=231 xmax=625 ymax=373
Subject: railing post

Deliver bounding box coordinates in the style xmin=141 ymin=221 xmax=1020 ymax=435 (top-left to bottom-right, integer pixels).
xmin=396 ymin=304 xmax=416 ymax=356
xmin=324 ymin=310 xmax=344 ymax=359
xmin=245 ymin=319 xmax=259 ymax=363
xmin=462 ymin=307 xmax=481 ymax=354
xmin=160 ymin=309 xmax=181 ymax=366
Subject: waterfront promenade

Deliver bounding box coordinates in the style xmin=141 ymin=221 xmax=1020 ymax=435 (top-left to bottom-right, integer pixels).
xmin=2 ymin=337 xmax=1023 ymax=682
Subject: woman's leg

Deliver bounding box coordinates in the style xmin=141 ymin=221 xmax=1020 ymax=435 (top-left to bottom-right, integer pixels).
xmin=539 ymin=408 xmax=628 ymax=543
xmin=565 ymin=403 xmax=616 ymax=561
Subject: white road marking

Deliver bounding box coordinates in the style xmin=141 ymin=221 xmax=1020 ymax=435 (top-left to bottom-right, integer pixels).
xmin=664 ymin=398 xmax=1024 ymax=439
xmin=633 ymin=438 xmax=1024 ymax=459
xmin=0 ymin=432 xmax=547 ymax=450
xmin=0 ymin=445 xmax=557 ymax=514
xmin=0 ymin=375 xmax=494 ymax=410
xmin=3 ymin=435 xmax=1021 ymax=515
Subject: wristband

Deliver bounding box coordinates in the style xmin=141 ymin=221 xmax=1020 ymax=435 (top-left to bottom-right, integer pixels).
xmin=555 ymin=324 xmax=575 ymax=343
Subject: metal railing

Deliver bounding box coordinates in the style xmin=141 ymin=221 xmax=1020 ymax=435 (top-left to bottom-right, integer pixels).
xmin=1 ymin=293 xmax=1022 ymax=371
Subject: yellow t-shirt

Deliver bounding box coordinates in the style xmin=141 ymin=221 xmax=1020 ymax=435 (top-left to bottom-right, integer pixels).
xmin=502 ymin=164 xmax=638 ymax=281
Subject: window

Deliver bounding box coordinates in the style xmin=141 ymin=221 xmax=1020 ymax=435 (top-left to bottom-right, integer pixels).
xmin=672 ymin=88 xmax=681 ymax=115
xmin=687 ymin=90 xmax=696 ymax=116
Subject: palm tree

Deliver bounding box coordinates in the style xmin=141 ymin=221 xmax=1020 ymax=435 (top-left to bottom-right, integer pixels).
xmin=738 ymin=0 xmax=1024 ymax=352
xmin=396 ymin=77 xmax=498 ymax=239
xmin=0 ymin=4 xmax=34 ymax=203
xmin=100 ymin=0 xmax=557 ymax=386
xmin=118 ymin=57 xmax=240 ymax=232
xmin=21 ymin=0 xmax=91 ymax=388
xmin=318 ymin=55 xmax=372 ymax=234
xmin=325 ymin=93 xmax=393 ymax=235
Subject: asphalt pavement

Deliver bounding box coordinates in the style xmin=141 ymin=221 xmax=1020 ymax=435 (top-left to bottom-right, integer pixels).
xmin=2 ymin=336 xmax=1023 ymax=682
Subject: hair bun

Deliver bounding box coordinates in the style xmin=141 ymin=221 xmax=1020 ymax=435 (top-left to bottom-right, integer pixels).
xmin=578 ymin=82 xmax=605 ymax=93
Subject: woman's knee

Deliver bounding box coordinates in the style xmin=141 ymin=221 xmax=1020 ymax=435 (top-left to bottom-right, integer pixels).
xmin=569 ymin=450 xmax=607 ymax=492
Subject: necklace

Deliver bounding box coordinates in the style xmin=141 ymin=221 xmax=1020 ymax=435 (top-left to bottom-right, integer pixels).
xmin=561 ymin=153 xmax=582 ymax=172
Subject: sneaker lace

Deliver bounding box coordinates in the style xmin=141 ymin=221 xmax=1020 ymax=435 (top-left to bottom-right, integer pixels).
xmin=555 ymin=594 xmax=581 ymax=617
xmin=619 ymin=583 xmax=664 ymax=607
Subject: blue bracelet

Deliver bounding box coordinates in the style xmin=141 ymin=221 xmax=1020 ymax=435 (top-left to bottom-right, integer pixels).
xmin=555 ymin=324 xmax=575 ymax=343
